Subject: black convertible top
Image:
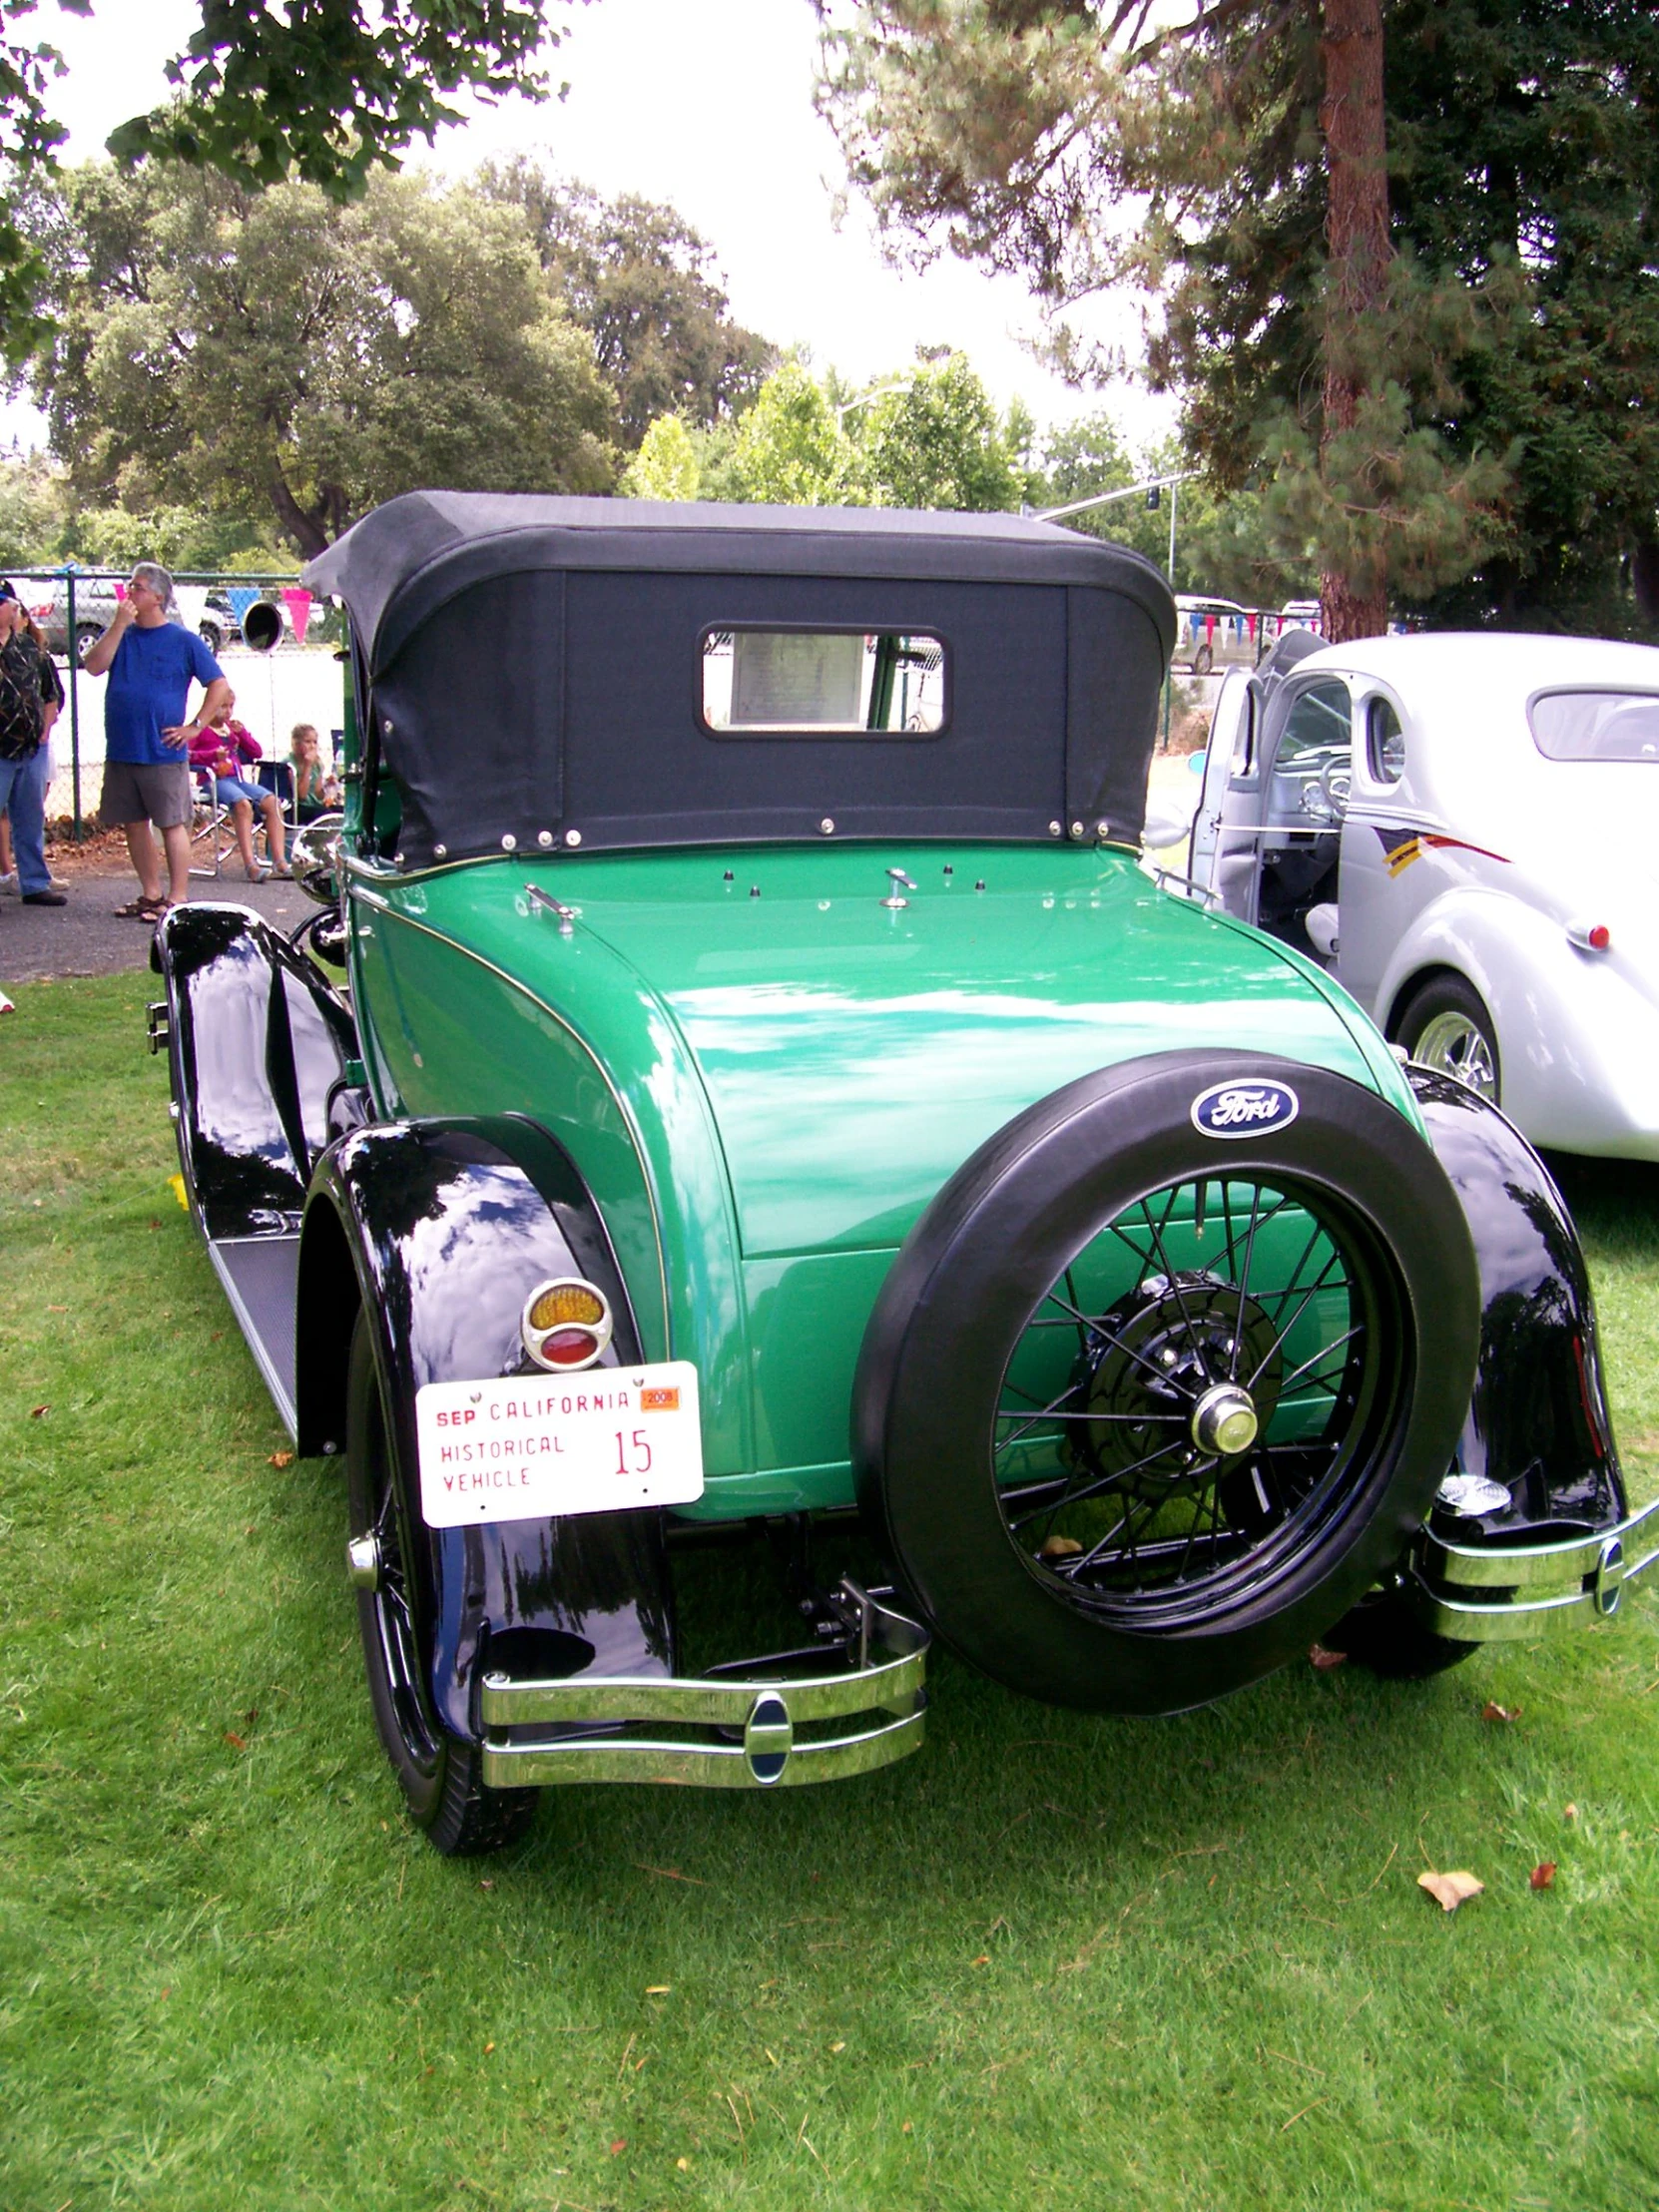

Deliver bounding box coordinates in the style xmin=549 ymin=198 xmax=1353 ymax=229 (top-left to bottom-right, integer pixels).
xmin=304 ymin=492 xmax=1177 ymax=865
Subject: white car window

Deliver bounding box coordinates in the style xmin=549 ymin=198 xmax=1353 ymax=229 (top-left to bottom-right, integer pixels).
xmin=1530 ymin=690 xmax=1659 ymax=763
xmin=1277 ymin=680 xmax=1352 ymax=769
xmin=1367 ymin=696 xmax=1405 ymax=785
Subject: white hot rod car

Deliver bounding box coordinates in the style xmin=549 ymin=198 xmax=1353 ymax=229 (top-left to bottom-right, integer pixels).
xmin=1188 ymin=631 xmax=1659 ymax=1159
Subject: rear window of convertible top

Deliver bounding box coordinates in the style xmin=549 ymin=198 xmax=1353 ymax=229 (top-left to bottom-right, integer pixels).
xmin=701 ymin=628 xmax=947 ymax=737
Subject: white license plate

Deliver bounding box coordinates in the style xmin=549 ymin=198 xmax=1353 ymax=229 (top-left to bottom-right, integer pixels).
xmin=415 ymin=1362 xmax=703 ymax=1528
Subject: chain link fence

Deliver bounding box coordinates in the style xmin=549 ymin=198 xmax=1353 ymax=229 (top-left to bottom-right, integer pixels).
xmin=7 ymin=567 xmax=346 ymax=836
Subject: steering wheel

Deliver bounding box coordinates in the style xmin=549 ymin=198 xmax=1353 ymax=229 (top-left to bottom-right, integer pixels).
xmin=1300 ymin=754 xmax=1352 ymax=826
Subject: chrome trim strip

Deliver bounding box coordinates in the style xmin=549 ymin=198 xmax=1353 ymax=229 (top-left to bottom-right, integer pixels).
xmin=478 ymin=1582 xmax=928 ymax=1791
xmin=1408 ymin=1494 xmax=1659 ymax=1640
xmin=1421 ymin=1494 xmax=1659 ymax=1591
xmin=480 ymin=1711 xmax=924 ymax=1791
xmin=1149 ymin=865 xmax=1221 ymax=907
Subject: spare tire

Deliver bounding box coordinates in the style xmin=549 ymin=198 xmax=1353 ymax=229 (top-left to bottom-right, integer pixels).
xmin=853 ymin=1050 xmax=1479 ymax=1715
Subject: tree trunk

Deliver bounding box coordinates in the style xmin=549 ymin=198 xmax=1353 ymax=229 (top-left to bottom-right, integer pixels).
xmin=1319 ymin=0 xmax=1390 ymax=643
xmin=1633 ymin=538 xmax=1659 ymax=628
xmin=268 ymin=470 xmax=334 ymax=561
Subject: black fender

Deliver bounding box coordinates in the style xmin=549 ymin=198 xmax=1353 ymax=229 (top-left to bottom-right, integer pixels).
xmin=298 ymin=1115 xmax=675 ymax=1740
xmin=1407 ymin=1066 xmax=1625 ymax=1539
xmin=152 ymin=902 xmax=357 ymax=1236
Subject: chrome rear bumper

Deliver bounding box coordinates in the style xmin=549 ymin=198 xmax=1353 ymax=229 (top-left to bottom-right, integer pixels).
xmin=477 ymin=1580 xmax=927 ymax=1790
xmin=1409 ymin=1494 xmax=1659 ymax=1640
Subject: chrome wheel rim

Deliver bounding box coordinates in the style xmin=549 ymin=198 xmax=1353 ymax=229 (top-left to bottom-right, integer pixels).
xmin=1412 ymin=1012 xmax=1497 ymax=1100
xmin=991 ymin=1170 xmax=1408 ymax=1628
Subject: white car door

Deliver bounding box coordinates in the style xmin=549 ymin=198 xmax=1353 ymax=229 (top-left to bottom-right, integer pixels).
xmin=1188 ymin=668 xmax=1262 ymax=921
xmin=1333 ymin=690 xmax=1410 ymax=1016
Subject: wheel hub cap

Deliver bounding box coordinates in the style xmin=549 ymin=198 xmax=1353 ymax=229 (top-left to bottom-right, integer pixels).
xmin=345 ymin=1533 xmax=381 ymax=1590
xmin=1191 ymin=1382 xmax=1259 ymax=1456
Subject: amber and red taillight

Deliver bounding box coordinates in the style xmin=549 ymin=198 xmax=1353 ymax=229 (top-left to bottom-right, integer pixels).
xmin=520 ymin=1279 xmax=614 ymax=1373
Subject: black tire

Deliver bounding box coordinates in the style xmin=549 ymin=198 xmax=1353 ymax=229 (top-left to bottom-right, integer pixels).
xmin=1324 ymin=1587 xmax=1479 ymax=1679
xmin=1395 ymin=975 xmax=1500 ymax=1105
xmin=199 ymin=621 xmax=224 ymax=655
xmin=74 ymin=623 xmax=101 ymax=662
xmin=1193 ymin=643 xmax=1214 ymax=675
xmin=854 ymin=1051 xmax=1480 ymax=1715
xmin=345 ymin=1313 xmax=538 ymax=1855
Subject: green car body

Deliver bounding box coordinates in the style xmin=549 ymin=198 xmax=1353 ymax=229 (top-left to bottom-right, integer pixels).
xmin=347 ymin=841 xmax=1415 ymax=1518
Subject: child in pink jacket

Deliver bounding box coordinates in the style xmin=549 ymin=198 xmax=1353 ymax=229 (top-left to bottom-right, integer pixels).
xmin=189 ymin=693 xmax=288 ymax=878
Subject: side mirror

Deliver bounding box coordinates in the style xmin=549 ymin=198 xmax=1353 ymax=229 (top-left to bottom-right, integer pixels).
xmin=290 ymin=811 xmax=344 ymax=905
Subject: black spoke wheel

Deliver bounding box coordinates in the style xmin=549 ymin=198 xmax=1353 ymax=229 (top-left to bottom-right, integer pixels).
xmin=855 ymin=1052 xmax=1480 ymax=1715
xmin=345 ymin=1313 xmax=537 ymax=1855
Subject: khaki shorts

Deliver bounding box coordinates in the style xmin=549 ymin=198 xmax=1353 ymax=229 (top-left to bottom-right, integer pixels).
xmin=100 ymin=758 xmax=195 ymax=830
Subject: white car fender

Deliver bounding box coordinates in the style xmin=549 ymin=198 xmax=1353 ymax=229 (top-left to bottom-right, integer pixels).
xmin=1378 ymin=885 xmax=1659 ymax=1156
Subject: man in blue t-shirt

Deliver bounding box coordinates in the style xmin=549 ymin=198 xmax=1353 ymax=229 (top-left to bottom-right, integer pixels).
xmin=85 ymin=561 xmax=231 ymax=920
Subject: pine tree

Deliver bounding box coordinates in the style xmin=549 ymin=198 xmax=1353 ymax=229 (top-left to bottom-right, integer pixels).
xmin=817 ymin=1 xmax=1625 ymax=636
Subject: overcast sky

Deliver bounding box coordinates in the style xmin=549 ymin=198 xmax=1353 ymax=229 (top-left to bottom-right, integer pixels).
xmin=3 ymin=0 xmax=1173 ymax=454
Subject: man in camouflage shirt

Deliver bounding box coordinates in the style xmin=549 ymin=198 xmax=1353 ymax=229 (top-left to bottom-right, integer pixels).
xmin=0 ymin=581 xmax=68 ymax=906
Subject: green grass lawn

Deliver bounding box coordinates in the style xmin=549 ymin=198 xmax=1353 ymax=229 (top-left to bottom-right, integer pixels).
xmin=4 ymin=970 xmax=1659 ymax=2212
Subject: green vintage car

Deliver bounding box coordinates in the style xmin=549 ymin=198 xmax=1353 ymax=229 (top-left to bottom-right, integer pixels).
xmin=151 ymin=495 xmax=1652 ymax=1856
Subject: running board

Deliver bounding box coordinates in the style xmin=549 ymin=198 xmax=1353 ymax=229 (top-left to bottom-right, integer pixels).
xmin=207 ymin=1234 xmax=301 ymax=1439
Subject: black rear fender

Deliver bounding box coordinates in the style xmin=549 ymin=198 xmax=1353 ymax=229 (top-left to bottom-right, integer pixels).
xmin=298 ymin=1116 xmax=675 ymax=1739
xmin=1407 ymin=1066 xmax=1625 ymax=1538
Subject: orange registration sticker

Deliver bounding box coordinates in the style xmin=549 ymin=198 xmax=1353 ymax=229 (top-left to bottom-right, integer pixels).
xmin=640 ymin=1385 xmax=680 ymax=1412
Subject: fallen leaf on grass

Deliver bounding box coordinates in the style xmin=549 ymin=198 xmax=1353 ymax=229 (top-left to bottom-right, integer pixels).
xmin=1530 ymin=1862 xmax=1557 ymax=1891
xmin=972 ymin=1953 xmax=991 ymax=1965
xmin=46 ymin=1305 xmax=67 ymax=1314
xmin=1481 ymin=1701 xmax=1521 ymax=1723
xmin=635 ymin=1862 xmax=706 ymax=1885
xmin=269 ymin=1450 xmax=294 ymax=1468
xmin=479 ymin=1879 xmax=495 ymax=1892
xmin=1309 ymin=1643 xmax=1347 ymax=1670
xmin=1039 ymin=1535 xmax=1082 ymax=1558
xmin=645 ymin=1984 xmax=671 ymax=1995
xmin=225 ymin=1730 xmax=248 ymax=1752
xmin=484 ymin=2040 xmax=495 ymax=2054
xmin=29 ymin=1405 xmax=48 ymax=1419
xmin=1564 ymin=1803 xmax=1579 ymax=1822
xmin=677 ymin=2156 xmax=692 ymax=2171
xmin=830 ymin=2040 xmax=845 ymax=2053
xmin=1417 ymin=1869 xmax=1484 ymax=1912
xmin=609 ymin=2139 xmax=627 ymax=2156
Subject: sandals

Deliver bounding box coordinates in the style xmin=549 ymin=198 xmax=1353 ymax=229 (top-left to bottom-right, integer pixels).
xmin=115 ymin=895 xmax=174 ymax=922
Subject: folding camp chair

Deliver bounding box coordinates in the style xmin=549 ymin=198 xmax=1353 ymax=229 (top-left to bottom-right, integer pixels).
xmin=188 ymin=766 xmax=235 ymax=877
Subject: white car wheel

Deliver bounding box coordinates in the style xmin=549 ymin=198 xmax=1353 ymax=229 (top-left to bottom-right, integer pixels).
xmin=1398 ymin=979 xmax=1501 ymax=1104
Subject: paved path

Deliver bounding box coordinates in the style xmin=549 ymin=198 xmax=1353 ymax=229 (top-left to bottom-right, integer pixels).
xmin=2 ymin=855 xmax=315 ymax=987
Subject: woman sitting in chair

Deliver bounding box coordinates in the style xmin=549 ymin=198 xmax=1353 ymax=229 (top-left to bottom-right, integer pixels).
xmin=189 ymin=693 xmax=288 ymax=879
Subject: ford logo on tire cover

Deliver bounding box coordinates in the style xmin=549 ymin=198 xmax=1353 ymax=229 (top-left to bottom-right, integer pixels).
xmin=1190 ymin=1078 xmax=1301 ymax=1140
